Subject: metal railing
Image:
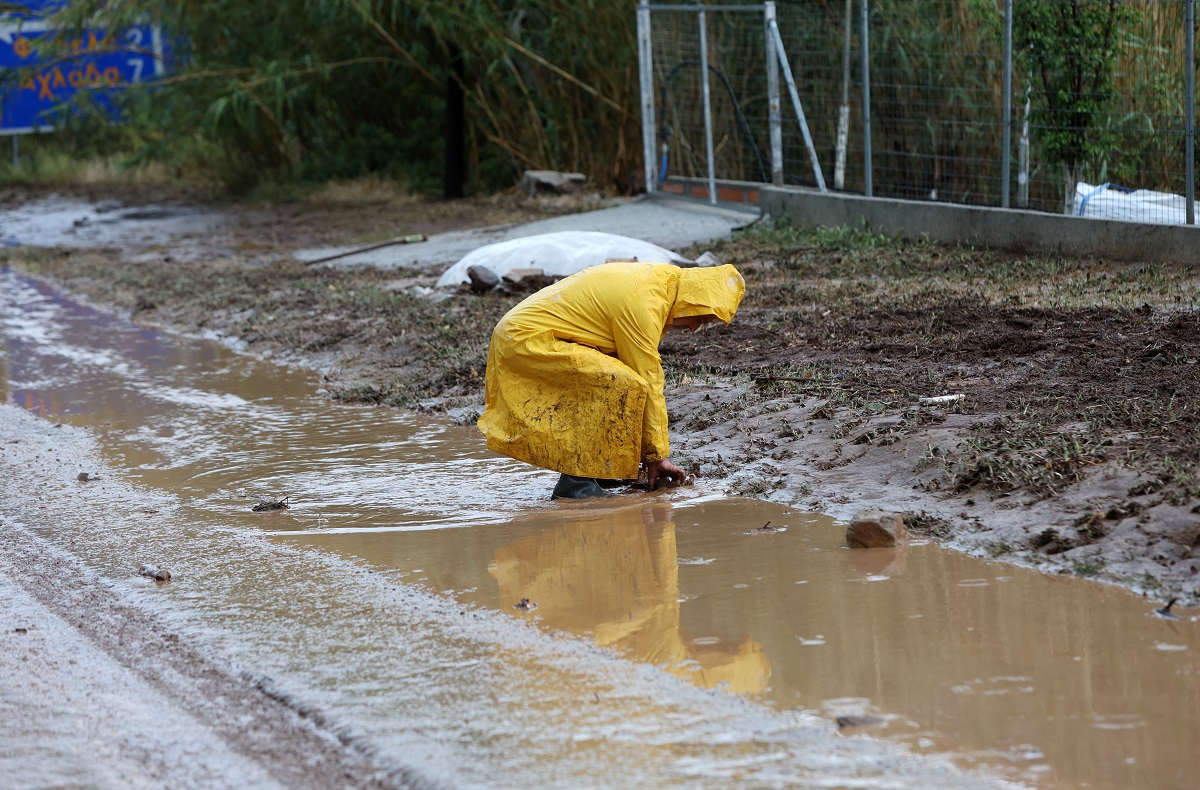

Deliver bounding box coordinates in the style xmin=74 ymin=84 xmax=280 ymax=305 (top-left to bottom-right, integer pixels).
xmin=639 ymin=0 xmax=1199 ymax=225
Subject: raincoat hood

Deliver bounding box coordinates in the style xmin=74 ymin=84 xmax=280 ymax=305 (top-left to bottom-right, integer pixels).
xmin=669 ymin=264 xmax=745 ymax=325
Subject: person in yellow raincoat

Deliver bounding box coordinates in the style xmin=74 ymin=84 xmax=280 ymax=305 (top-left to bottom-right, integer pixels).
xmin=478 ymin=260 xmax=746 ymax=499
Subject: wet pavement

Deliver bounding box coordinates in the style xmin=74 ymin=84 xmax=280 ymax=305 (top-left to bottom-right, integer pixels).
xmin=3 ymin=266 xmax=1199 ymax=789
xmin=292 ymin=195 xmax=759 ymax=270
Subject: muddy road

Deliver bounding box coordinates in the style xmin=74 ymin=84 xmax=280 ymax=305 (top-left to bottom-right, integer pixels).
xmin=3 ymin=188 xmax=1200 ymax=788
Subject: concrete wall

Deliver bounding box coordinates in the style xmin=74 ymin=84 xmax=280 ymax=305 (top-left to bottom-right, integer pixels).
xmin=760 ymin=185 xmax=1200 ymax=266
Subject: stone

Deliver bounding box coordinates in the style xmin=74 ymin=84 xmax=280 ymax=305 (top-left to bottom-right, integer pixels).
xmin=501 ymin=267 xmax=545 ymax=283
xmin=846 ymin=508 xmax=908 ymax=548
xmin=519 ymin=169 xmax=586 ymax=197
xmin=138 ymin=564 xmax=172 ymax=582
xmin=466 ymin=265 xmax=500 ymax=293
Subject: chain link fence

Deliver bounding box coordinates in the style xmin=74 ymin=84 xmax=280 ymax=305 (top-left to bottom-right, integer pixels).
xmin=640 ymin=0 xmax=1198 ymax=225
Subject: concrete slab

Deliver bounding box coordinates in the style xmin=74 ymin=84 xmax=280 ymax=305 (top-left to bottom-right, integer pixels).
xmin=293 ymin=194 xmax=762 ymax=272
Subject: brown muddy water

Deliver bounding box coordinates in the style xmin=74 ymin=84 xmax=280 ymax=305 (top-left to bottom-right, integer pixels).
xmin=3 ymin=267 xmax=1198 ymax=790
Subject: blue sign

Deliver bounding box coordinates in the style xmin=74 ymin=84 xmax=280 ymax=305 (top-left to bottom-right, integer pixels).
xmin=0 ymin=2 xmax=165 ymax=134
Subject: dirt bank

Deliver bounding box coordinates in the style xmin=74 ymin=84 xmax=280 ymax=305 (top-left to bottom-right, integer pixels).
xmin=7 ymin=190 xmax=1200 ymax=606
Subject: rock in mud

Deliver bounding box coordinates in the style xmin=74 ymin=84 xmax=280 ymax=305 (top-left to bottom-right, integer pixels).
xmin=519 ymin=169 xmax=586 ymax=197
xmin=138 ymin=564 xmax=172 ymax=582
xmin=846 ymin=509 xmax=908 ymax=548
xmin=466 ymin=265 xmax=500 ymax=293
xmin=836 ymin=714 xmax=886 ymax=730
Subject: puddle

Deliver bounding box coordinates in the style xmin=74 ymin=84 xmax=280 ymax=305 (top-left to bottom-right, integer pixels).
xmin=295 ymin=498 xmax=1200 ymax=789
xmin=4 ymin=266 xmax=1200 ymax=789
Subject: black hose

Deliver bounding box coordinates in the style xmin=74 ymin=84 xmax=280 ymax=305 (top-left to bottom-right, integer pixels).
xmin=658 ymin=60 xmax=770 ymax=184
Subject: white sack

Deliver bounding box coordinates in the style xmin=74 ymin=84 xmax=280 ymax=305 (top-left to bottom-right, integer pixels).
xmin=435 ymin=231 xmax=690 ymax=289
xmin=1074 ymin=182 xmax=1188 ymax=225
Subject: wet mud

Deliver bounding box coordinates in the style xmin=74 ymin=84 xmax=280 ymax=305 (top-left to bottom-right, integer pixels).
xmin=3 ymin=268 xmax=1199 ymax=789
xmin=9 ymin=195 xmax=1200 ymax=606
xmin=2 ymin=268 xmax=1011 ymax=788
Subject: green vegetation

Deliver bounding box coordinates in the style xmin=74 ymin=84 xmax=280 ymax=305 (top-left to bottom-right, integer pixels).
xmin=7 ymin=0 xmax=641 ymax=195
xmin=1013 ymin=0 xmax=1138 ymax=213
xmin=0 ymin=1 xmax=1191 ymax=207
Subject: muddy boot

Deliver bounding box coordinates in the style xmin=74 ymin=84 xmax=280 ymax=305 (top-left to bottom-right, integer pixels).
xmin=551 ymin=474 xmax=610 ymax=500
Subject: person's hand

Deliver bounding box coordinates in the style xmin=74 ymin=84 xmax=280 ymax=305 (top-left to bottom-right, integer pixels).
xmin=643 ymin=458 xmax=685 ymax=490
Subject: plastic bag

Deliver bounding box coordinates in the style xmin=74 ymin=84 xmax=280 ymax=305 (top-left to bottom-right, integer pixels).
xmin=435 ymin=231 xmax=691 ymax=289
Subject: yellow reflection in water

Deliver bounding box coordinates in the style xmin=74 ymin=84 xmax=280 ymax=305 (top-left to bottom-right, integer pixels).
xmin=488 ymin=501 xmax=770 ymax=693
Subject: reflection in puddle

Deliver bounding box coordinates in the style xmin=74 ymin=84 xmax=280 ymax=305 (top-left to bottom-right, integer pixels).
xmin=486 ymin=501 xmax=770 ymax=694
xmin=296 ymin=496 xmax=1200 ymax=790
xmin=5 ymin=267 xmax=1200 ymax=790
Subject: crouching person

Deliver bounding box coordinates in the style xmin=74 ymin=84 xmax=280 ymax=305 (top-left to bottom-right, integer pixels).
xmin=478 ymin=260 xmax=745 ymax=499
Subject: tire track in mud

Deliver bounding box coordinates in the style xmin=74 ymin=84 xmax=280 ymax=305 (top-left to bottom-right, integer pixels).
xmin=0 ymin=520 xmax=434 ymax=790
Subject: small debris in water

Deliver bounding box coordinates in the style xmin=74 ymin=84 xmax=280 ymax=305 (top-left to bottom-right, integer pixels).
xmin=1154 ymin=597 xmax=1181 ymax=619
xmin=138 ymin=564 xmax=172 ymax=582
xmin=746 ymin=520 xmax=785 ymax=535
xmin=836 ymin=715 xmax=886 ymax=730
xmin=513 ymin=597 xmax=538 ymax=612
xmin=252 ymin=496 xmax=290 ymax=512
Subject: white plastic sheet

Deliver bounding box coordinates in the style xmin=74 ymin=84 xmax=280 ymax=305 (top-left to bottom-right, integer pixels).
xmin=435 ymin=231 xmax=690 ymax=289
xmin=1074 ymin=182 xmax=1189 ymax=225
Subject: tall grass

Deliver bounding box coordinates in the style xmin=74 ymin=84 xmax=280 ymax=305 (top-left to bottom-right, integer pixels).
xmin=10 ymin=0 xmax=1196 ymax=206
xmin=25 ymin=0 xmax=641 ymax=194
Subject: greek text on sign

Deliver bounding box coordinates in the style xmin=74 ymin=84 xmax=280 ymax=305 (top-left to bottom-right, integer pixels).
xmin=0 ymin=15 xmax=166 ymax=134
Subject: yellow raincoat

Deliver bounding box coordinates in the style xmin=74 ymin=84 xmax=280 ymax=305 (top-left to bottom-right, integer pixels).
xmin=478 ymin=261 xmax=745 ymax=479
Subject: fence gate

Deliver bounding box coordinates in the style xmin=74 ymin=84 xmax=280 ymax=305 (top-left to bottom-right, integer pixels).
xmin=637 ymin=0 xmax=825 ymax=204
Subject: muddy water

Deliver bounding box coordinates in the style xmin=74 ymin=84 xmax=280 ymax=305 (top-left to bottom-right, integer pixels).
xmin=4 ymin=267 xmax=1199 ymax=789
xmin=300 ymin=500 xmax=1200 ymax=790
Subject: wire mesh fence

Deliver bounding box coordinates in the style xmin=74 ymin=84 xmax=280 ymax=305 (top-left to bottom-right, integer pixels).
xmin=642 ymin=0 xmax=1198 ymax=225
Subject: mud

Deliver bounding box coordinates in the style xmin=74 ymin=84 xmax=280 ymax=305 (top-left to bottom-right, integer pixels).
xmin=305 ymin=497 xmax=1200 ymax=790
xmin=7 ymin=262 xmax=1200 ymax=789
xmin=9 ymin=193 xmax=1200 ymax=604
xmin=0 ymin=387 xmax=1005 ymax=789
xmin=0 ymin=520 xmax=419 ymax=790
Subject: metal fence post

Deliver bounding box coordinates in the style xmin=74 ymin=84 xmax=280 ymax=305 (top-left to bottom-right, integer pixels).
xmin=1188 ymin=0 xmax=1195 ymax=225
xmin=860 ymin=0 xmax=873 ymax=197
xmin=1001 ymin=0 xmax=1013 ymax=208
xmin=770 ymin=19 xmax=828 ymax=190
xmin=765 ymin=1 xmax=784 ymax=186
xmin=836 ymin=0 xmax=852 ymax=190
xmin=698 ymin=8 xmax=718 ymax=204
xmin=637 ymin=0 xmax=657 ymax=194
